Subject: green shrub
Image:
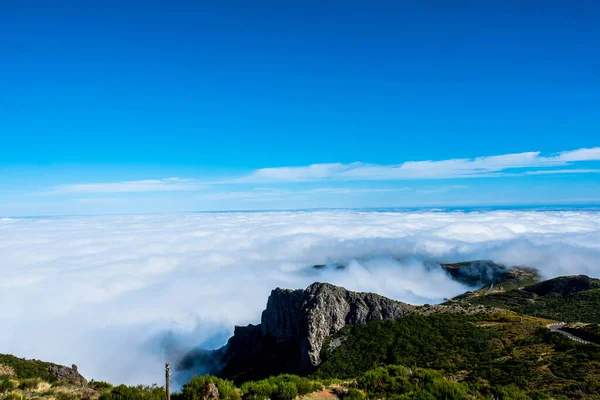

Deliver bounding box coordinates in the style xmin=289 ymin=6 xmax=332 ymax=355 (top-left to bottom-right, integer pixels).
xmin=344 ymin=388 xmax=366 ymax=400
xmin=0 ymin=379 xmax=20 ymax=393
xmin=356 ymin=367 xmax=414 ymax=397
xmin=294 ymin=377 xmax=318 ymax=395
xmin=271 ymin=381 xmax=297 ymax=400
xmin=423 ymin=378 xmax=468 ymax=400
xmin=18 ymin=377 xmax=41 ymax=391
xmin=404 ymin=392 xmax=436 ymax=400
xmin=493 ymin=384 xmax=531 ymax=400
xmin=182 ymin=376 xmax=240 ymax=400
xmin=54 ymin=392 xmax=81 ymax=400
xmin=99 ymin=384 xmax=165 ymax=400
xmin=240 ymin=380 xmax=274 ymax=400
xmin=2 ymin=393 xmax=24 ymax=400
xmin=88 ymin=380 xmax=114 ymax=391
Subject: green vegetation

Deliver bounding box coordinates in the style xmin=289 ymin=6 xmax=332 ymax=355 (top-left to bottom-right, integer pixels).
xmin=562 ymin=324 xmax=600 ymax=345
xmin=460 ymin=276 xmax=600 ymax=324
xmin=239 ymin=375 xmax=321 ymax=400
xmin=316 ymin=313 xmax=498 ymax=379
xmin=3 ymin=275 xmax=600 ymax=399
xmin=0 ymin=375 xmax=96 ymax=400
xmin=176 ymin=375 xmax=239 ymax=400
xmin=98 ymin=384 xmax=165 ymax=400
xmin=315 ymin=312 xmax=600 ymax=399
xmin=474 ymin=287 xmax=600 ymax=323
xmin=0 ymin=354 xmax=59 ymax=382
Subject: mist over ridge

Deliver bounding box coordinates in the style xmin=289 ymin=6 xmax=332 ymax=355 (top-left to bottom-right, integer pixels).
xmin=1 ymin=209 xmax=600 ymax=386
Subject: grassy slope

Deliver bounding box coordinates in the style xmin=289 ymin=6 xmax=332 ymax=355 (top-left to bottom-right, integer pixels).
xmin=315 ymin=312 xmax=600 ymax=399
xmin=458 ymin=276 xmax=600 ymax=324
xmin=0 ymin=354 xmax=60 ymax=382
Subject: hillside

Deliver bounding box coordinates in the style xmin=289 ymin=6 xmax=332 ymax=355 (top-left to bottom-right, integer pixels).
xmin=0 ymin=354 xmax=85 ymax=384
xmin=454 ymin=275 xmax=600 ymax=323
xmin=315 ymin=311 xmax=600 ymax=399
xmin=441 ymin=260 xmax=541 ymax=288
xmin=4 ymin=272 xmax=600 ymax=400
xmin=180 ymin=282 xmax=496 ymax=383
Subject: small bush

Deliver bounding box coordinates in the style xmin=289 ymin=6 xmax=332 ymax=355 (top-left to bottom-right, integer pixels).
xmin=271 ymin=382 xmax=297 ymax=400
xmin=0 ymin=379 xmax=20 ymax=393
xmin=55 ymin=392 xmax=81 ymax=400
xmin=99 ymin=384 xmax=166 ymax=400
xmin=182 ymin=376 xmax=240 ymax=400
xmin=2 ymin=393 xmax=25 ymax=400
xmin=344 ymin=388 xmax=366 ymax=400
xmin=240 ymin=380 xmax=274 ymax=400
xmin=88 ymin=380 xmax=114 ymax=391
xmin=18 ymin=377 xmax=41 ymax=391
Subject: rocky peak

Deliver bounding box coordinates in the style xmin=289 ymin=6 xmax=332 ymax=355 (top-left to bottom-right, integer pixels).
xmin=46 ymin=363 xmax=87 ymax=384
xmin=261 ymin=282 xmax=415 ymax=369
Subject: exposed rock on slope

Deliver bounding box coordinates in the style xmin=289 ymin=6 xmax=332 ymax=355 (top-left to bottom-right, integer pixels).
xmin=46 ymin=363 xmax=86 ymax=384
xmin=0 ymin=354 xmax=86 ymax=384
xmin=180 ymin=282 xmax=491 ymax=382
xmin=261 ymin=283 xmax=416 ymax=369
xmin=178 ymin=283 xmax=416 ymax=382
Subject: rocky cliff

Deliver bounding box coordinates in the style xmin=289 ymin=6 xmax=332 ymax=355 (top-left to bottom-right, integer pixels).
xmin=180 ymin=282 xmax=415 ymax=382
xmin=260 ymin=283 xmax=416 ymax=369
xmin=178 ymin=279 xmax=499 ymax=383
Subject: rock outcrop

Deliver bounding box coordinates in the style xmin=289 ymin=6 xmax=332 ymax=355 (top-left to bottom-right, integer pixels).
xmin=183 ymin=283 xmax=416 ymax=382
xmin=260 ymin=283 xmax=415 ymax=369
xmin=46 ymin=364 xmax=86 ymax=384
xmin=177 ymin=281 xmax=500 ymax=383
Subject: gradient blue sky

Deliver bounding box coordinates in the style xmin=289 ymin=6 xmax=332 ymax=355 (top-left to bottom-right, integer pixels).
xmin=1 ymin=0 xmax=599 ymax=216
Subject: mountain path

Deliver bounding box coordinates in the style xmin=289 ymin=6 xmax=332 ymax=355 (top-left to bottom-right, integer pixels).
xmin=547 ymin=323 xmax=594 ymax=345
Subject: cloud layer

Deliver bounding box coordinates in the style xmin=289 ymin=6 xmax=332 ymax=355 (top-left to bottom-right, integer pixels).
xmin=1 ymin=210 xmax=600 ymax=386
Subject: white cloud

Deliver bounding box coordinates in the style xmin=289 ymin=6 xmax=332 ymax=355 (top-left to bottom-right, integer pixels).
xmin=238 ymin=147 xmax=600 ymax=182
xmin=35 ymin=148 xmax=600 ymax=198
xmin=47 ymin=177 xmax=200 ymax=194
xmin=1 ymin=211 xmax=600 ymax=386
xmin=194 ymin=187 xmax=403 ymax=201
xmin=557 ymin=147 xmax=600 ymax=162
xmin=524 ymin=169 xmax=600 ymax=175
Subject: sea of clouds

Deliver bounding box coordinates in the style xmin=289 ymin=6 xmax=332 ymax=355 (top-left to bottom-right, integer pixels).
xmin=1 ymin=210 xmax=600 ymax=385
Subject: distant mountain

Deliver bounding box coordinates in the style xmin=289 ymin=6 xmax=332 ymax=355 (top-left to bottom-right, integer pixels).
xmin=441 ymin=260 xmax=540 ymax=288
xmin=455 ymin=274 xmax=600 ymax=323
xmin=314 ymin=259 xmax=541 ymax=288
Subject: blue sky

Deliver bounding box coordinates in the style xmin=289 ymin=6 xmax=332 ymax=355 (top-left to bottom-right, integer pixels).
xmin=1 ymin=0 xmax=599 ymax=216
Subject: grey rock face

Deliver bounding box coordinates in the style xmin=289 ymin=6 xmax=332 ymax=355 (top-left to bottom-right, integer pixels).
xmin=46 ymin=363 xmax=87 ymax=384
xmin=261 ymin=283 xmax=415 ymax=369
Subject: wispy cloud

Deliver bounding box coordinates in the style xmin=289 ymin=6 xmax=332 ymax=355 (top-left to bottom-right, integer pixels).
xmin=47 ymin=177 xmax=201 ymax=194
xmin=237 ymin=147 xmax=600 ymax=183
xmin=524 ymin=169 xmax=600 ymax=175
xmin=195 ymin=187 xmax=403 ymax=201
xmin=38 ymin=147 xmax=600 ymax=197
xmin=416 ymin=185 xmax=468 ymax=195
